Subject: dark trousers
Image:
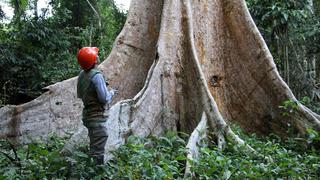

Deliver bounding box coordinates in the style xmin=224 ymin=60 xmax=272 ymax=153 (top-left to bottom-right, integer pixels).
xmin=87 ymin=125 xmax=108 ymax=164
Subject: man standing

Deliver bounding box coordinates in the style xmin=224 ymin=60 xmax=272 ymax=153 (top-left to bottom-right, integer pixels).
xmin=76 ymin=47 xmax=115 ymax=164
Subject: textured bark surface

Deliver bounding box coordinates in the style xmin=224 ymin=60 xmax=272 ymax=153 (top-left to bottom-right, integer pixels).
xmin=1 ymin=0 xmax=319 ymax=163
xmin=0 ymin=78 xmax=82 ymax=144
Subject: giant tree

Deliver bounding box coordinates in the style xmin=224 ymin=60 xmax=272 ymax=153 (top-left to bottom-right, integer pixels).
xmin=1 ymin=0 xmax=320 ymax=174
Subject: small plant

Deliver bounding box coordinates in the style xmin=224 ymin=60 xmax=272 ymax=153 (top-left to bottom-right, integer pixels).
xmin=279 ymin=99 xmax=299 ymax=117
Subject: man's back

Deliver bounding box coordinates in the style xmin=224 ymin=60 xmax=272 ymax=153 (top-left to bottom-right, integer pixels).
xmin=77 ymin=68 xmax=109 ymax=127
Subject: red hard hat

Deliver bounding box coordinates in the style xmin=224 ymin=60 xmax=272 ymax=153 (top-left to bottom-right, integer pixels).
xmin=77 ymin=47 xmax=99 ymax=70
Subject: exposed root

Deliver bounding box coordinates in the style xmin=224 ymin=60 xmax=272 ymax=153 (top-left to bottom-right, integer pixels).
xmin=132 ymin=58 xmax=159 ymax=106
xmin=61 ymin=126 xmax=88 ymax=154
xmin=225 ymin=127 xmax=255 ymax=154
xmin=297 ymin=104 xmax=320 ymax=131
xmin=217 ymin=132 xmax=226 ymax=150
xmin=184 ymin=112 xmax=208 ymax=178
xmin=184 ymin=113 xmax=257 ymax=178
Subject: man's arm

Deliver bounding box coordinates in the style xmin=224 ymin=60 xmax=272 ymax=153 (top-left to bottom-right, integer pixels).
xmin=92 ymin=73 xmax=115 ymax=104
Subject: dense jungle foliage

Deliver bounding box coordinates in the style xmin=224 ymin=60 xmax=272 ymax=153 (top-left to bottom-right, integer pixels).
xmin=1 ymin=126 xmax=320 ymax=179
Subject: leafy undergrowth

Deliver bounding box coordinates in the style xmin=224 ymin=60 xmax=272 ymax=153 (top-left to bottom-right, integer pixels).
xmin=193 ymin=127 xmax=320 ymax=179
xmin=1 ymin=127 xmax=320 ymax=179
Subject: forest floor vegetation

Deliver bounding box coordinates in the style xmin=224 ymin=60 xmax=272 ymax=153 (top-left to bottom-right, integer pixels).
xmin=1 ymin=126 xmax=319 ymax=179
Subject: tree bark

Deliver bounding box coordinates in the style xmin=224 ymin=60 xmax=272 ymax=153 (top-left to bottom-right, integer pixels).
xmin=1 ymin=0 xmax=319 ymax=163
xmin=314 ymin=0 xmax=320 ymax=82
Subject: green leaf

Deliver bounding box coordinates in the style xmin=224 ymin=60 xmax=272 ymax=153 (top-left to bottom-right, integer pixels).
xmin=74 ymin=151 xmax=88 ymax=158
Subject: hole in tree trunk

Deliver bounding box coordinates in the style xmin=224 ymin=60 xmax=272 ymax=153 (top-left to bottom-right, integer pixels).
xmin=209 ymin=75 xmax=222 ymax=87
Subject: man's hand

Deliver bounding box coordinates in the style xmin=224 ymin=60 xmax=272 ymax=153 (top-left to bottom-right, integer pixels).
xmin=106 ymin=88 xmax=118 ymax=105
xmin=105 ymin=80 xmax=109 ymax=86
xmin=110 ymin=88 xmax=118 ymax=96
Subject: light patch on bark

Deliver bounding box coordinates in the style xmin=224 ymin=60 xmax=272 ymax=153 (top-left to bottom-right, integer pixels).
xmin=184 ymin=112 xmax=208 ymax=178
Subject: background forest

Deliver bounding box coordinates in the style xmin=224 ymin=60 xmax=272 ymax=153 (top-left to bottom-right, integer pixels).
xmin=1 ymin=0 xmax=320 ymax=179
xmin=0 ymin=0 xmax=127 ymax=105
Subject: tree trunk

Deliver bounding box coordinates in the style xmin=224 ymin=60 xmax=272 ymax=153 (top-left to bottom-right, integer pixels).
xmin=1 ymin=0 xmax=320 ymax=163
xmin=314 ymin=0 xmax=320 ymax=82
